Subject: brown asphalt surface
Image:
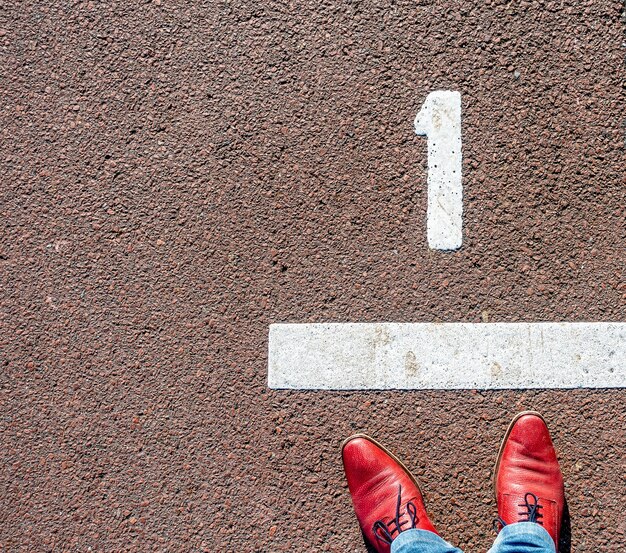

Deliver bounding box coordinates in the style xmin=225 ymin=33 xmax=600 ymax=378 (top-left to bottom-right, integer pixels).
xmin=1 ymin=1 xmax=625 ymax=551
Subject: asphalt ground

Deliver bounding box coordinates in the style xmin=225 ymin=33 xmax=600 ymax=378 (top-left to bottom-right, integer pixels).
xmin=1 ymin=1 xmax=625 ymax=551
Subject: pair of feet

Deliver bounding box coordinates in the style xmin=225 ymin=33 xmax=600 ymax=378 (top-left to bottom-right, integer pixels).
xmin=342 ymin=412 xmax=565 ymax=552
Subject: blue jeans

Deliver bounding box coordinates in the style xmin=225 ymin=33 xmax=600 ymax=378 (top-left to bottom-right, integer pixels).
xmin=391 ymin=523 xmax=555 ymax=553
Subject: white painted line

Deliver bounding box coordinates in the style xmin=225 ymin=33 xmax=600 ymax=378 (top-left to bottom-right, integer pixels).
xmin=414 ymin=91 xmax=463 ymax=251
xmin=268 ymin=322 xmax=625 ymax=390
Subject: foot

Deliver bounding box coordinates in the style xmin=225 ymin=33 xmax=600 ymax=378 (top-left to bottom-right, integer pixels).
xmin=342 ymin=434 xmax=437 ymax=552
xmin=494 ymin=412 xmax=565 ymax=551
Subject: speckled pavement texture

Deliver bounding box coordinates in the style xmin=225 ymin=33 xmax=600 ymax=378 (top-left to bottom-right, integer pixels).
xmin=1 ymin=1 xmax=624 ymax=551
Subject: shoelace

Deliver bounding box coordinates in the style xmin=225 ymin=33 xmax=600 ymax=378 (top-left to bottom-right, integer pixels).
xmin=518 ymin=492 xmax=543 ymax=524
xmin=372 ymin=484 xmax=419 ymax=545
xmin=493 ymin=492 xmax=544 ymax=534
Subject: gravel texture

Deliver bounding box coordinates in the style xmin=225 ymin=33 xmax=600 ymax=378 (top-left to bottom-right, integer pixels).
xmin=1 ymin=0 xmax=624 ymax=551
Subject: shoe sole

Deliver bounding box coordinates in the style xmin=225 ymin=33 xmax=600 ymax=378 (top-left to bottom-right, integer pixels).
xmin=341 ymin=433 xmax=427 ymax=501
xmin=492 ymin=410 xmax=547 ymax=493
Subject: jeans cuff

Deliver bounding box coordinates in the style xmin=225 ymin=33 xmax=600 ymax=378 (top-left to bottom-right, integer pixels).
xmin=391 ymin=529 xmax=458 ymax=553
xmin=493 ymin=522 xmax=556 ymax=553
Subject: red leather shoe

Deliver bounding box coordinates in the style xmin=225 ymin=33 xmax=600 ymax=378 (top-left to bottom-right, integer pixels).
xmin=494 ymin=412 xmax=565 ymax=551
xmin=342 ymin=434 xmax=438 ymax=552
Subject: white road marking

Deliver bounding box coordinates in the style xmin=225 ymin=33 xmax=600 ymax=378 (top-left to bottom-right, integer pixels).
xmin=268 ymin=322 xmax=625 ymax=389
xmin=414 ymin=91 xmax=463 ymax=251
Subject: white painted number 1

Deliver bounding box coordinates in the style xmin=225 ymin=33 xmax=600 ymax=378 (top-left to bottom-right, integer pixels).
xmin=414 ymin=91 xmax=462 ymax=251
